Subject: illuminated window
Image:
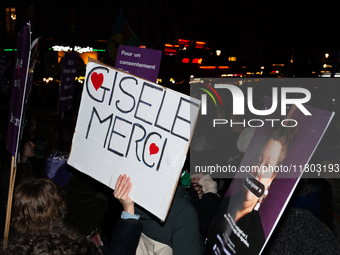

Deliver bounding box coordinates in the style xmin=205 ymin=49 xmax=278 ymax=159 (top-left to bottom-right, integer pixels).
xmin=228 ymin=56 xmax=237 ymax=62
xmin=182 ymin=58 xmax=190 ymax=64
xmin=5 ymin=7 xmax=16 ymax=38
xmin=192 ymin=58 xmax=202 ymax=64
xmin=199 ymin=66 xmax=216 ymax=69
xmin=195 ymin=41 xmax=205 ymax=49
xmin=178 ymin=39 xmax=190 ymax=47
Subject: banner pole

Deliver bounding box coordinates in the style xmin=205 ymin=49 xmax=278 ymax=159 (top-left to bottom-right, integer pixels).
xmin=3 ymin=156 xmax=17 ymax=250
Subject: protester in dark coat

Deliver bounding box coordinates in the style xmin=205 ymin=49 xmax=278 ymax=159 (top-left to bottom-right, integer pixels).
xmin=190 ymin=173 xmax=221 ymax=239
xmin=135 ymin=184 xmax=204 ymax=255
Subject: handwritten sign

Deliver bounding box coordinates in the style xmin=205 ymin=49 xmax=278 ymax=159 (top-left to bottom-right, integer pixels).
xmin=68 ymin=58 xmax=200 ymax=220
xmin=58 ymin=52 xmax=79 ymax=114
xmin=115 ymin=45 xmax=162 ymax=83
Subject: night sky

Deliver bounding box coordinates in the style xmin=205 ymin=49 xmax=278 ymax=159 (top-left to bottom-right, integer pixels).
xmin=3 ymin=0 xmax=340 ymax=68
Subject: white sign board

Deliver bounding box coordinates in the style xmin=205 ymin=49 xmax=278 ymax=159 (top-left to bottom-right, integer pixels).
xmin=68 ymin=59 xmax=200 ymax=221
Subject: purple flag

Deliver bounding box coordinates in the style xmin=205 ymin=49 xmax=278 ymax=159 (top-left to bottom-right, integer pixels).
xmin=6 ymin=24 xmax=31 ymax=157
xmin=115 ymin=45 xmax=162 ymax=83
xmin=22 ymin=37 xmax=40 ymax=128
xmin=58 ymin=52 xmax=79 ymax=114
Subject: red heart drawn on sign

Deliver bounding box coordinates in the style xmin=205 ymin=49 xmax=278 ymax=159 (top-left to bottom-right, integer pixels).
xmin=91 ymin=72 xmax=104 ymax=91
xmin=149 ymin=143 xmax=159 ymax=155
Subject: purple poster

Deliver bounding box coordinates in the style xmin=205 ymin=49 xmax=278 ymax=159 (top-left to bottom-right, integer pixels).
xmin=58 ymin=52 xmax=79 ymax=114
xmin=0 ymin=55 xmax=12 ymax=80
xmin=115 ymin=45 xmax=162 ymax=83
xmin=6 ymin=24 xmax=31 ymax=157
xmin=22 ymin=37 xmax=40 ymax=129
xmin=204 ymin=98 xmax=334 ymax=255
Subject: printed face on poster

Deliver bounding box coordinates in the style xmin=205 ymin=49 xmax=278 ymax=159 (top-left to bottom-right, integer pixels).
xmin=68 ymin=59 xmax=200 ymax=221
xmin=115 ymin=45 xmax=162 ymax=83
xmin=204 ymin=95 xmax=334 ymax=255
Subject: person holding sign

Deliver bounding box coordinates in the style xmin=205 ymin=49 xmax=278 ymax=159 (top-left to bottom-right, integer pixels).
xmin=205 ymin=123 xmax=298 ymax=255
xmin=4 ymin=175 xmax=142 ymax=255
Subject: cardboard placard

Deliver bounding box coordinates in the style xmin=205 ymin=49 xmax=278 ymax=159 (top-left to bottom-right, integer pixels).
xmin=58 ymin=52 xmax=79 ymax=114
xmin=68 ymin=58 xmax=200 ymax=221
xmin=115 ymin=45 xmax=162 ymax=83
xmin=204 ymin=97 xmax=334 ymax=255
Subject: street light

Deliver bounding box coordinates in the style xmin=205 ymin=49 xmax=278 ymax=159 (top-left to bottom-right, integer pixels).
xmin=325 ymin=53 xmax=329 ymax=59
xmin=216 ymin=50 xmax=221 ymax=56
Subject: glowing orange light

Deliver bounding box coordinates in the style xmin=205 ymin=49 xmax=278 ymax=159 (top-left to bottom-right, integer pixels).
xmin=164 ymin=47 xmax=178 ymax=56
xmin=164 ymin=48 xmax=177 ymax=53
xmin=178 ymin=39 xmax=190 ymax=46
xmin=195 ymin=41 xmax=206 ymax=49
xmin=218 ymin=66 xmax=229 ymax=69
xmin=165 ymin=44 xmax=179 ymax=48
xmin=182 ymin=58 xmax=190 ymax=63
xmin=192 ymin=58 xmax=203 ymax=64
xmin=199 ymin=66 xmax=216 ymax=69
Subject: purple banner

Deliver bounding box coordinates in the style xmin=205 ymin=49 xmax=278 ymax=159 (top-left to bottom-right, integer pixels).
xmin=0 ymin=55 xmax=12 ymax=81
xmin=115 ymin=45 xmax=162 ymax=83
xmin=6 ymin=24 xmax=31 ymax=157
xmin=58 ymin=52 xmax=79 ymax=114
xmin=205 ymin=97 xmax=334 ymax=255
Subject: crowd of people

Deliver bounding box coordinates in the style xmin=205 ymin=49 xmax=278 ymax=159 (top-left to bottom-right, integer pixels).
xmin=1 ymin=78 xmax=340 ymax=255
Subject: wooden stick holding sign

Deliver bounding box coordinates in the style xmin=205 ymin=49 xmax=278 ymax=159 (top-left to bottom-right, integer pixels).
xmin=68 ymin=58 xmax=200 ymax=221
xmin=3 ymin=23 xmax=39 ymax=250
xmin=3 ymin=156 xmax=17 ymax=249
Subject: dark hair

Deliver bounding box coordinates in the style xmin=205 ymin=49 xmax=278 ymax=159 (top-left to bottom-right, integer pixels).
xmin=269 ymin=123 xmax=298 ymax=166
xmin=11 ymin=178 xmax=67 ymax=234
xmin=3 ymin=226 xmax=101 ymax=255
xmin=253 ymin=122 xmax=298 ymax=181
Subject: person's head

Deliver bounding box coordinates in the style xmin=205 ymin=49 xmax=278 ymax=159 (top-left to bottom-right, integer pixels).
xmin=11 ymin=178 xmax=67 ymax=234
xmin=3 ymin=226 xmax=101 ymax=255
xmin=20 ymin=129 xmax=35 ymax=163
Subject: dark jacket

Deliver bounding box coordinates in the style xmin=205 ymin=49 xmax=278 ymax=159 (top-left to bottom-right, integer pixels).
xmin=102 ymin=218 xmax=143 ymax=255
xmin=135 ymin=185 xmax=204 ymax=255
xmin=62 ymin=174 xmax=108 ymax=236
xmin=189 ymin=185 xmax=221 ymax=238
